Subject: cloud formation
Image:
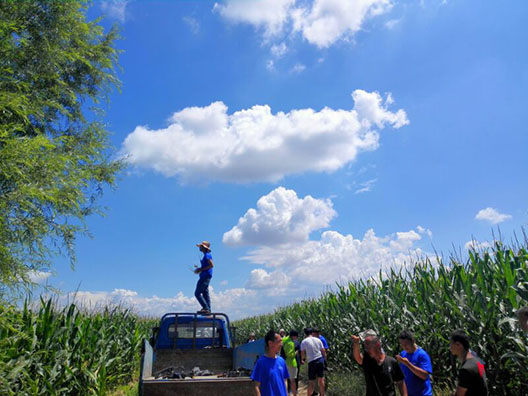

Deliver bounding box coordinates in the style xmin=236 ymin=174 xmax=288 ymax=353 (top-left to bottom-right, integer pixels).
xmin=226 ymin=188 xmax=432 ymax=291
xmin=223 ymin=187 xmax=336 ymax=246
xmin=243 ymin=227 xmax=429 ymax=287
xmin=215 ymin=0 xmax=393 ymax=48
xmin=58 ymin=287 xmax=258 ymax=319
xmin=121 ymin=90 xmax=408 ymax=183
xmin=475 ymin=207 xmax=512 ymax=224
xmin=100 ymin=1 xmax=129 ymax=23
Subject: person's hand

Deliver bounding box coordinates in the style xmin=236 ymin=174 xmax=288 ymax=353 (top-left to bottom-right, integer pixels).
xmin=194 ymin=268 xmax=201 ymax=274
xmin=351 ymin=335 xmax=360 ymax=344
xmin=395 ymin=355 xmax=409 ymax=366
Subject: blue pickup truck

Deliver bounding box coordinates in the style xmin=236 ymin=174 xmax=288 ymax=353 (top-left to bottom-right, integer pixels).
xmin=139 ymin=312 xmax=264 ymax=396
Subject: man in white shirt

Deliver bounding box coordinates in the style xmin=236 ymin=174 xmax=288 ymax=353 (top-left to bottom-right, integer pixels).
xmin=301 ymin=328 xmax=327 ymax=396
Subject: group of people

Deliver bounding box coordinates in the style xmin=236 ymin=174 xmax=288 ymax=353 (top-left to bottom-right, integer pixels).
xmin=251 ymin=327 xmax=329 ymax=396
xmin=352 ymin=329 xmax=488 ymax=396
xmin=250 ymin=327 xmax=490 ymax=396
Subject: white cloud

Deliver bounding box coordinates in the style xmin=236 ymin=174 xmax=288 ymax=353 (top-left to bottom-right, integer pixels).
xmin=385 ymin=18 xmax=400 ymax=29
xmin=417 ymin=225 xmax=433 ymax=238
xmin=270 ymin=42 xmax=288 ymax=57
xmin=266 ymin=59 xmax=275 ymax=71
xmin=216 ymin=0 xmax=393 ymax=48
xmin=475 ymin=207 xmax=512 ymax=224
xmin=57 ymin=287 xmax=259 ymax=319
xmin=183 ymin=16 xmax=200 ymax=34
xmin=214 ymin=0 xmax=296 ymax=38
xmin=28 ymin=270 xmax=52 ymax=284
xmin=100 ymin=1 xmax=129 ymax=23
xmin=242 ymin=227 xmax=428 ymax=286
xmin=223 ymin=187 xmax=336 ymax=246
xmin=354 ymin=178 xmax=377 ymax=194
xmin=291 ymin=0 xmax=393 ymax=48
xmin=225 ymin=188 xmax=430 ymax=294
xmin=246 ymin=269 xmax=290 ymax=292
xmin=121 ymin=90 xmax=408 ymax=183
xmin=464 ymin=240 xmax=492 ymax=251
xmin=290 ymin=63 xmax=306 ymax=73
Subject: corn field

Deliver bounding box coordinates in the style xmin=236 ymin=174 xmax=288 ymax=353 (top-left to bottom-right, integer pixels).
xmin=234 ymin=239 xmax=528 ymax=395
xmin=0 ymin=298 xmax=155 ymax=395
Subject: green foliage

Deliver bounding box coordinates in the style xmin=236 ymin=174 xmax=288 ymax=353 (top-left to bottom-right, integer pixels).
xmin=0 ymin=298 xmax=156 ymax=395
xmin=234 ymin=239 xmax=528 ymax=395
xmin=0 ymin=0 xmax=122 ymax=287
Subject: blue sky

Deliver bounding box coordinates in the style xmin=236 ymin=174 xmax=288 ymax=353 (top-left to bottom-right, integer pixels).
xmin=34 ymin=0 xmax=527 ymax=319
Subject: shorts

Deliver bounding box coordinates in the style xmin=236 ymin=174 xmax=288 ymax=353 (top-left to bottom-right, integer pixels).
xmin=287 ymin=365 xmax=297 ymax=380
xmin=308 ymin=358 xmax=325 ymax=380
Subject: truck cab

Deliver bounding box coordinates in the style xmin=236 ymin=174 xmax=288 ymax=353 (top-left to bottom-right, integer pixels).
xmin=154 ymin=312 xmax=232 ymax=349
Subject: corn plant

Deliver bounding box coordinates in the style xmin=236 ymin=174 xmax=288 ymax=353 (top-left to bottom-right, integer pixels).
xmin=0 ymin=298 xmax=155 ymax=395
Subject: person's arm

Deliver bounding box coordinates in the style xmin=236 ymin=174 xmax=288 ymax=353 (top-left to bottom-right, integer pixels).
xmin=301 ymin=349 xmax=306 ymax=364
xmin=195 ymin=259 xmax=214 ymax=273
xmin=396 ymin=380 xmax=408 ymax=396
xmin=453 ymin=386 xmax=467 ymax=396
xmin=254 ymin=382 xmax=261 ymax=396
xmin=351 ymin=335 xmax=363 ymax=365
xmin=395 ymin=355 xmax=429 ymax=380
xmin=321 ymin=347 xmax=327 ymax=361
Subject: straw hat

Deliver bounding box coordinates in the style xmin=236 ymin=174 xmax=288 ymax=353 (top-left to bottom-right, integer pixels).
xmin=196 ymin=241 xmax=211 ymax=251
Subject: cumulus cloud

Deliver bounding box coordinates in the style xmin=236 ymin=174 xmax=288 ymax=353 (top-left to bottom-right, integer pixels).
xmin=224 ymin=188 xmax=430 ymax=294
xmin=58 ymin=287 xmax=258 ymax=319
xmin=464 ymin=240 xmax=492 ymax=251
xmin=223 ymin=187 xmax=336 ymax=246
xmin=291 ymin=0 xmax=393 ymax=48
xmin=475 ymin=207 xmax=512 ymax=224
xmin=242 ymin=227 xmax=429 ymax=287
xmin=246 ymin=269 xmax=290 ymax=291
xmin=100 ymin=1 xmax=129 ymax=23
xmin=214 ymin=0 xmax=296 ymax=38
xmin=121 ymin=90 xmax=408 ymax=183
xmin=28 ymin=270 xmax=52 ymax=284
xmin=215 ymin=0 xmax=393 ymax=48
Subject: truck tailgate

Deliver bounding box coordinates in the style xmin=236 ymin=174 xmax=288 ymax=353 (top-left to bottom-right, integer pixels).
xmin=142 ymin=377 xmax=254 ymax=396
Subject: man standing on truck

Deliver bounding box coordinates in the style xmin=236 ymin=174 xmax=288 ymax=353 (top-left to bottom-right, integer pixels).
xmin=194 ymin=241 xmax=214 ymax=314
xmin=251 ymin=330 xmax=290 ymax=396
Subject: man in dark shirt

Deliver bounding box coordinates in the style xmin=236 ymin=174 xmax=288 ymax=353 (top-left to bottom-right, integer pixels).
xmin=449 ymin=329 xmax=488 ymax=396
xmin=352 ymin=330 xmax=407 ymax=396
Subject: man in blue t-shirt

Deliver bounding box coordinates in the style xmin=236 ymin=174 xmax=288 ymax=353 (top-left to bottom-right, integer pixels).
xmin=251 ymin=330 xmax=290 ymax=396
xmin=194 ymin=241 xmax=214 ymax=314
xmin=396 ymin=331 xmax=433 ymax=396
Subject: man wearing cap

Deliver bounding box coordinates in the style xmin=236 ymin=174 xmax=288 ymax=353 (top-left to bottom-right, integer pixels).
xmin=194 ymin=241 xmax=214 ymax=314
xmin=352 ymin=330 xmax=407 ymax=396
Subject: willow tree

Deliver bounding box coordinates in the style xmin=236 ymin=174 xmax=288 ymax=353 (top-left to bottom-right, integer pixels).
xmin=0 ymin=1 xmax=122 ymax=287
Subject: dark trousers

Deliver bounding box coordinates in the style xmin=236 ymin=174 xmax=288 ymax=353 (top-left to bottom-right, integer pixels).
xmin=194 ymin=276 xmax=211 ymax=310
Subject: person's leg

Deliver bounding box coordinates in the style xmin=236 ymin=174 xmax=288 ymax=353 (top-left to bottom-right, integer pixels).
xmin=201 ymin=277 xmax=211 ymax=311
xmin=307 ymin=380 xmax=314 ymax=396
xmin=317 ymin=376 xmax=325 ymax=396
xmin=288 ymin=366 xmax=297 ymax=396
xmin=194 ymin=278 xmax=207 ymax=310
xmin=296 ymin=366 xmax=300 ymax=391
